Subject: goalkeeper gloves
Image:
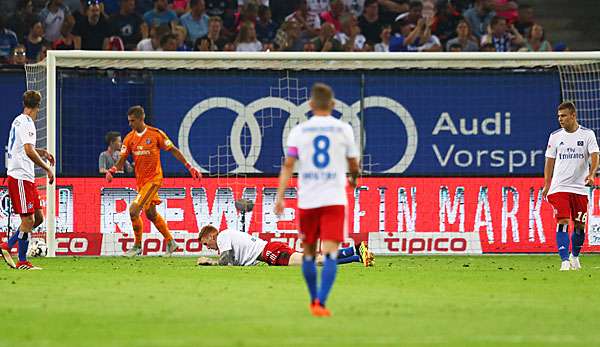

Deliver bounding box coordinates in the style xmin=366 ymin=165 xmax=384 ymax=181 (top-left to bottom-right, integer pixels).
xmin=185 ymin=162 xmax=202 ymax=180
xmin=105 ymin=166 xmax=117 ymax=183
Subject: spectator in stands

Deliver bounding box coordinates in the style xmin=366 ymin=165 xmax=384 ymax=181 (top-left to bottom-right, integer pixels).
xmin=256 ymin=5 xmax=277 ymax=43
xmin=206 ymin=0 xmax=236 ymax=34
xmin=238 ymin=0 xmax=269 ymax=7
xmin=136 ymin=0 xmax=154 ymax=14
xmin=374 ymin=24 xmax=391 ymax=51
xmin=310 ymin=22 xmax=343 ymax=51
xmin=320 ymin=0 xmax=346 ymax=32
xmin=463 ymin=0 xmax=495 ymax=38
xmin=445 ymin=19 xmax=478 ymax=52
xmin=72 ymin=0 xmax=87 ymax=27
xmin=172 ymin=24 xmax=190 ymax=50
xmin=223 ymin=41 xmax=236 ymax=50
xmin=236 ymin=21 xmax=262 ymax=51
xmin=408 ymin=17 xmax=441 ymax=52
xmin=171 ymin=0 xmax=190 ymax=16
xmin=39 ymin=0 xmax=72 ymax=42
xmin=52 ymin=15 xmax=80 ymax=49
xmin=143 ymin=0 xmax=178 ymax=28
xmin=136 ymin=24 xmax=169 ymax=50
xmin=24 ymin=21 xmax=46 ymax=62
xmin=0 ymin=17 xmax=18 ymax=64
xmin=389 ymin=20 xmax=419 ymax=52
xmin=194 ymin=36 xmax=210 ymax=50
xmin=358 ymin=0 xmax=382 ymax=45
xmin=513 ymin=4 xmax=533 ymax=36
xmin=308 ymin=0 xmax=330 ymax=21
xmin=448 ymin=42 xmax=462 ymax=51
xmin=74 ymin=0 xmax=111 ymax=50
xmin=431 ymin=0 xmax=463 ymax=46
xmin=493 ymin=0 xmax=517 ymax=24
xmin=233 ymin=2 xmax=258 ymax=34
xmin=159 ymin=32 xmax=178 ymax=50
xmin=197 ymin=16 xmax=227 ymax=50
xmin=7 ymin=0 xmax=38 ymax=43
xmin=180 ymin=0 xmax=209 ymax=45
xmin=522 ymin=23 xmax=551 ymax=52
xmin=102 ymin=0 xmax=122 ymax=16
xmin=11 ymin=45 xmax=28 ymax=65
xmin=480 ymin=41 xmax=495 ymax=51
xmin=480 ymin=16 xmax=523 ymax=52
xmin=269 ymin=0 xmax=297 ymax=25
xmin=303 ymin=41 xmax=316 ymax=51
xmin=285 ymin=0 xmax=321 ymax=37
xmin=109 ymin=0 xmax=147 ymax=51
xmin=99 ymin=131 xmax=133 ymax=175
xmin=553 ymin=42 xmax=568 ymax=52
xmin=273 ymin=20 xmax=303 ymax=51
xmin=378 ymin=0 xmax=409 ymax=25
xmin=404 ymin=0 xmax=423 ymax=25
xmin=343 ymin=0 xmax=365 ymax=17
xmin=334 ymin=14 xmax=366 ymax=51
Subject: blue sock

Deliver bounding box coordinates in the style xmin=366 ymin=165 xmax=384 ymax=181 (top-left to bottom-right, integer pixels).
xmin=337 ymin=246 xmax=355 ymax=259
xmin=572 ymin=227 xmax=585 ymax=257
xmin=302 ymin=256 xmax=317 ymax=302
xmin=337 ymin=254 xmax=360 ymax=264
xmin=556 ymin=224 xmax=570 ymax=261
xmin=317 ymin=253 xmax=338 ymax=306
xmin=17 ymin=231 xmax=29 ymax=262
xmin=7 ymin=230 xmax=19 ymax=248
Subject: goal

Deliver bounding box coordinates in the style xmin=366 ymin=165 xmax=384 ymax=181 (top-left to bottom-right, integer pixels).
xmin=26 ymin=51 xmax=600 ymax=256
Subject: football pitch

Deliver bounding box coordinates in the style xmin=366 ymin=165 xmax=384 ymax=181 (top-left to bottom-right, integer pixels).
xmin=1 ymin=256 xmax=600 ymax=347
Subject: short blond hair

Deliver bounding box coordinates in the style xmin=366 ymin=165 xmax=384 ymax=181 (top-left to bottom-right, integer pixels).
xmin=198 ymin=225 xmax=218 ymax=241
xmin=310 ymin=83 xmax=334 ymax=111
xmin=558 ymin=101 xmax=576 ymax=114
xmin=23 ymin=90 xmax=42 ymax=109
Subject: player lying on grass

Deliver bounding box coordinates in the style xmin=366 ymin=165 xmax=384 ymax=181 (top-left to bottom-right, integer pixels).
xmin=196 ymin=225 xmax=374 ymax=267
xmin=105 ymin=105 xmax=201 ymax=257
xmin=1 ymin=91 xmax=54 ymax=270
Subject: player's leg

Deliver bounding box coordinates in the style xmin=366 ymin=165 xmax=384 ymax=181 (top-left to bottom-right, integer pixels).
xmin=144 ymin=204 xmax=179 ymax=256
xmin=547 ymin=193 xmax=571 ymax=271
xmin=126 ymin=200 xmax=144 ymax=257
xmin=315 ymin=205 xmax=346 ymax=314
xmin=569 ymin=194 xmax=588 ymax=270
xmin=298 ymin=207 xmax=319 ymax=310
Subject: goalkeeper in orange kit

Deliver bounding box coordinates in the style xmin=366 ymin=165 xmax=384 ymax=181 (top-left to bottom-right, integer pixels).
xmin=105 ymin=105 xmax=201 ymax=257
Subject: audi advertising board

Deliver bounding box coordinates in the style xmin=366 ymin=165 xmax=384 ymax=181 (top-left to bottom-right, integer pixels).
xmin=2 ymin=177 xmax=600 ymax=255
xmin=47 ymin=69 xmax=560 ymax=176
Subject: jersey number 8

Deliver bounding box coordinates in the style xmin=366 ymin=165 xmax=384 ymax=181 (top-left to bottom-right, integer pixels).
xmin=312 ymin=135 xmax=330 ymax=169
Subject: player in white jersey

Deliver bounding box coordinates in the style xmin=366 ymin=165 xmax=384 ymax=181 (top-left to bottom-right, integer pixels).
xmin=1 ymin=91 xmax=55 ymax=270
xmin=274 ymin=83 xmax=360 ymax=317
xmin=196 ymin=225 xmax=373 ymax=266
xmin=543 ymin=101 xmax=599 ymax=271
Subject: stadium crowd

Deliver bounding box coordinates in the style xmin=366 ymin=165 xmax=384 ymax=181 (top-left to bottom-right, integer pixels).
xmin=0 ymin=0 xmax=566 ymax=65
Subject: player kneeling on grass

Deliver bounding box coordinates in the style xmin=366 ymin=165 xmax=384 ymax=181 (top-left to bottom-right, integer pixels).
xmin=542 ymin=101 xmax=599 ymax=271
xmin=105 ymin=105 xmax=201 ymax=257
xmin=1 ymin=91 xmax=54 ymax=270
xmin=196 ymin=225 xmax=374 ymax=267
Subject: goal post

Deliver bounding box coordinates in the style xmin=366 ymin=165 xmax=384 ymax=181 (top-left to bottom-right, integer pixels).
xmin=31 ymin=51 xmax=600 ymax=256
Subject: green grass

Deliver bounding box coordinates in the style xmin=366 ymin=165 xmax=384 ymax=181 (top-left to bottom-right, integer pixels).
xmin=1 ymin=256 xmax=600 ymax=347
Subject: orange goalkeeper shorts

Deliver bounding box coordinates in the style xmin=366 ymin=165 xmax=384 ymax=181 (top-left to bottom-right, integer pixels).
xmin=133 ymin=180 xmax=162 ymax=210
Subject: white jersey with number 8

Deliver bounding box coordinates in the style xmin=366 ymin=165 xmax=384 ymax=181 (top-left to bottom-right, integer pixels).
xmin=286 ymin=115 xmax=359 ymax=209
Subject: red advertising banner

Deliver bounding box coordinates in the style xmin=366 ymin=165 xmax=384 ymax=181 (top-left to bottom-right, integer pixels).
xmin=2 ymin=177 xmax=600 ymax=255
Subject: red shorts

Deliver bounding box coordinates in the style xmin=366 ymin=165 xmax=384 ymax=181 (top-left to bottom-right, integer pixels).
xmin=547 ymin=192 xmax=589 ymax=222
xmin=7 ymin=176 xmax=41 ymax=215
xmin=298 ymin=205 xmax=346 ymax=245
xmin=261 ymin=241 xmax=295 ymax=266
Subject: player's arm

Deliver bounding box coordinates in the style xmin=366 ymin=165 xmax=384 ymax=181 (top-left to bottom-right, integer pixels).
xmin=24 ymin=143 xmax=54 ymax=184
xmin=166 ymin=145 xmax=202 ymax=179
xmin=196 ymin=250 xmax=235 ymax=266
xmin=348 ymin=157 xmax=360 ymax=189
xmin=542 ymin=157 xmax=555 ymax=199
xmin=105 ymin=139 xmax=130 ymax=182
xmin=274 ymin=156 xmax=296 ymax=215
xmin=35 ymin=148 xmax=55 ymax=166
xmin=586 ymin=152 xmax=599 ymax=186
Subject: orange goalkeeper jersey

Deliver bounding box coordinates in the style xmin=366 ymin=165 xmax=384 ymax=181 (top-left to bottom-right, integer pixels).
xmin=121 ymin=126 xmax=174 ymax=188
